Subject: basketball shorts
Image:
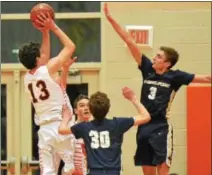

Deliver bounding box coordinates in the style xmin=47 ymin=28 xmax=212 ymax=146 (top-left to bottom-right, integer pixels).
xmin=38 ymin=121 xmax=75 ymax=175
xmin=134 ymin=121 xmax=173 ymax=167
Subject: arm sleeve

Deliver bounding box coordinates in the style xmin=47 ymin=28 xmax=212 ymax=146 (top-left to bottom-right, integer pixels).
xmin=115 ymin=117 xmax=134 ymax=135
xmin=173 ymin=70 xmax=195 ymax=85
xmin=138 ymin=55 xmax=154 ymax=79
xmin=71 ymin=122 xmax=85 ymax=139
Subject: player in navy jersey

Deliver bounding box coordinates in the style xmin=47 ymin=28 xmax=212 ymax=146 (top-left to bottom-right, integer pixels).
xmin=104 ymin=3 xmax=212 ymax=175
xmin=59 ymin=87 xmax=151 ymax=175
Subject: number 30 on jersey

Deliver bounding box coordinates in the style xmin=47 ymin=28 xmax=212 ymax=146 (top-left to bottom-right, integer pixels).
xmin=89 ymin=131 xmax=110 ymax=149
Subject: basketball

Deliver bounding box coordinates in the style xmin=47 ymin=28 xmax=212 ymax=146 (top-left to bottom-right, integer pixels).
xmin=30 ymin=3 xmax=55 ymax=28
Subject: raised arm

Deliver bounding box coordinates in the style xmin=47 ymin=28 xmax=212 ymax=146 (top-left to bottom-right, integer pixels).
xmin=35 ymin=12 xmax=76 ymax=75
xmin=40 ymin=30 xmax=50 ymax=64
xmin=104 ymin=3 xmax=142 ymax=65
xmin=33 ymin=13 xmax=50 ymax=64
xmin=58 ymin=105 xmax=72 ymax=135
xmin=122 ymin=87 xmax=150 ymax=126
xmin=191 ymin=75 xmax=211 ymax=84
xmin=59 ymin=57 xmax=77 ymax=89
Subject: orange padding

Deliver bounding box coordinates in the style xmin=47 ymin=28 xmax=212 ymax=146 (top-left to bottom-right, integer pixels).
xmin=187 ymin=86 xmax=211 ymax=175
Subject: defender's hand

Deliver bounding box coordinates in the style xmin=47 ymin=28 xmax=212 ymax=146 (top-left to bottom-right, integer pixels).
xmin=104 ymin=3 xmax=111 ymax=19
xmin=62 ymin=104 xmax=72 ymax=121
xmin=122 ymin=86 xmax=137 ymax=102
xmin=63 ymin=56 xmax=78 ymax=69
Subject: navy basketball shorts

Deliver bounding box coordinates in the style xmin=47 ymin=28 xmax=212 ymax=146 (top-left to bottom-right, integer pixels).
xmin=134 ymin=122 xmax=174 ymax=167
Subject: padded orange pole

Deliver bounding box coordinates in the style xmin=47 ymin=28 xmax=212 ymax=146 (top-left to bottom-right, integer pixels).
xmin=187 ymin=86 xmax=211 ymax=175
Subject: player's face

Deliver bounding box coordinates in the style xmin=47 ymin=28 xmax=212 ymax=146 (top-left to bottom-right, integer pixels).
xmin=152 ymin=50 xmax=171 ymax=71
xmin=75 ymin=99 xmax=91 ymax=121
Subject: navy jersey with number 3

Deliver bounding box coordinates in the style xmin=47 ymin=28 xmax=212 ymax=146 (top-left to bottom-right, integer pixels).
xmin=71 ymin=117 xmax=134 ymax=170
xmin=139 ymin=55 xmax=194 ymax=121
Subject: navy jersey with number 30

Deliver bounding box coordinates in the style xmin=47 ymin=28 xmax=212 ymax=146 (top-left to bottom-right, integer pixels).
xmin=139 ymin=55 xmax=194 ymax=121
xmin=71 ymin=117 xmax=134 ymax=170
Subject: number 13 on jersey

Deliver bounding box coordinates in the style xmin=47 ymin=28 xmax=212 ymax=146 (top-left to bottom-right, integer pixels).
xmin=28 ymin=80 xmax=50 ymax=103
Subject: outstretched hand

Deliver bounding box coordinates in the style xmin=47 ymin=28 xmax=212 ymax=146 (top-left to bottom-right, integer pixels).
xmin=33 ymin=12 xmax=56 ymax=31
xmin=122 ymin=86 xmax=137 ymax=102
xmin=63 ymin=56 xmax=78 ymax=69
xmin=104 ymin=3 xmax=111 ymax=19
xmin=62 ymin=104 xmax=72 ymax=121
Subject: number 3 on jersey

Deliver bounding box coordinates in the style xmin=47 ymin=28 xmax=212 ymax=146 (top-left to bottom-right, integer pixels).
xmin=148 ymin=87 xmax=157 ymax=100
xmin=89 ymin=131 xmax=110 ymax=149
xmin=28 ymin=80 xmax=50 ymax=103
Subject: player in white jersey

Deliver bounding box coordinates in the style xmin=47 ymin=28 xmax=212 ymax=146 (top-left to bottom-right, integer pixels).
xmin=72 ymin=95 xmax=92 ymax=175
xmin=19 ymin=12 xmax=76 ymax=175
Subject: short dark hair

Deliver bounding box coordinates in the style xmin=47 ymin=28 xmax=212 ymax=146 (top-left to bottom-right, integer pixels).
xmin=160 ymin=46 xmax=179 ymax=69
xmin=89 ymin=91 xmax=110 ymax=121
xmin=18 ymin=42 xmax=41 ymax=70
xmin=73 ymin=94 xmax=89 ymax=109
